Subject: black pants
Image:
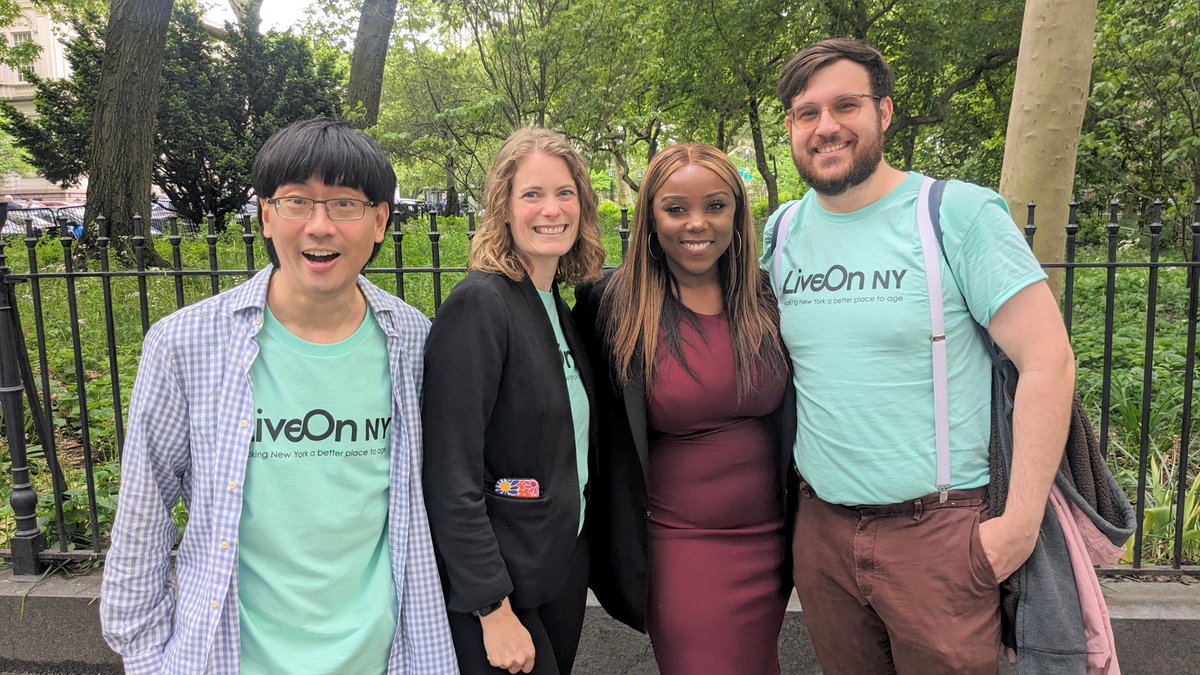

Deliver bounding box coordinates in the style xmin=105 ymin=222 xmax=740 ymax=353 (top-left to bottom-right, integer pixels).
xmin=448 ymin=535 xmax=590 ymax=675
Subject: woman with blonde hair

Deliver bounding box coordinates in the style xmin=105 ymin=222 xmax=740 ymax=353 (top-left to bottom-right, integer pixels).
xmin=423 ymin=127 xmax=605 ymax=675
xmin=574 ymin=143 xmax=793 ymax=673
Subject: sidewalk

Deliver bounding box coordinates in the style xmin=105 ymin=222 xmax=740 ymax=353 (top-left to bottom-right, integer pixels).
xmin=3 ymin=569 xmax=1198 ymax=674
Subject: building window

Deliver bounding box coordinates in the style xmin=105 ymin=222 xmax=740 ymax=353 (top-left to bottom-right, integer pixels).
xmin=8 ymin=31 xmax=34 ymax=82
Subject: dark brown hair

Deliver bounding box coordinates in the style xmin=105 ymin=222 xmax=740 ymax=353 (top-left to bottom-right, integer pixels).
xmin=777 ymin=38 xmax=895 ymax=111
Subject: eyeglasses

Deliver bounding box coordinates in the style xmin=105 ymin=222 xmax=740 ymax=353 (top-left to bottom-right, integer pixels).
xmin=786 ymin=94 xmax=882 ymax=129
xmin=266 ymin=197 xmax=378 ymax=221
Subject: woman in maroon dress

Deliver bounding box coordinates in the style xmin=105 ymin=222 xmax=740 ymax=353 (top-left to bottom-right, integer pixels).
xmin=573 ymin=144 xmax=793 ymax=674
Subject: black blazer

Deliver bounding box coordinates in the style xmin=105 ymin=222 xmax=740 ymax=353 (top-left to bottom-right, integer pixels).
xmin=572 ymin=273 xmax=796 ymax=633
xmin=423 ymin=271 xmax=596 ymax=613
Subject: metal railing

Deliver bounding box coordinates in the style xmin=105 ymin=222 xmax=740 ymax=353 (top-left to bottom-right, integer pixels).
xmin=1 ymin=199 xmax=1199 ymax=578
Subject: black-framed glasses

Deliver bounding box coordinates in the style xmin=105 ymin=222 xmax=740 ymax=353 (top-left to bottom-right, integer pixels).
xmin=265 ymin=197 xmax=379 ymax=221
xmin=786 ymin=94 xmax=882 ymax=129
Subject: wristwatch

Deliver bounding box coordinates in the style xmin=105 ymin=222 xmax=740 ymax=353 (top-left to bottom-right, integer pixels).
xmin=472 ymin=599 xmax=504 ymax=617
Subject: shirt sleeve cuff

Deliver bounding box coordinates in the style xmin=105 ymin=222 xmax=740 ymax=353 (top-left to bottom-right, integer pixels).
xmin=121 ymin=649 xmax=165 ymax=675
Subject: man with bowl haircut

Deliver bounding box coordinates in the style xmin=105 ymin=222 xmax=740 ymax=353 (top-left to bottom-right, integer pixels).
xmin=101 ymin=119 xmax=458 ymax=674
xmin=763 ymin=39 xmax=1076 ymax=673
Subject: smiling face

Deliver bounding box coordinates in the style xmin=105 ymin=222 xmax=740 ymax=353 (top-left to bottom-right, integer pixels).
xmin=261 ymin=176 xmax=388 ymax=308
xmin=506 ymin=151 xmax=581 ymax=290
xmin=786 ymin=58 xmax=890 ymax=196
xmin=651 ymin=163 xmax=736 ymax=287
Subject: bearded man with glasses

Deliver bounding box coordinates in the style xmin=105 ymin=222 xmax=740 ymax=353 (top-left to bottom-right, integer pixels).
xmin=761 ymin=39 xmax=1075 ymax=673
xmin=101 ymin=118 xmax=457 ymax=674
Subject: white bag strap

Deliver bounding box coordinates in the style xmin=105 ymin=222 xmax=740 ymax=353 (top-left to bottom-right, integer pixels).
xmin=769 ymin=201 xmax=802 ymax=297
xmin=916 ymin=177 xmax=951 ymax=502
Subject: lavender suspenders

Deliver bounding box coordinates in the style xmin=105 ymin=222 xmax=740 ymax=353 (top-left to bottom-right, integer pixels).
xmin=916 ymin=177 xmax=952 ymax=502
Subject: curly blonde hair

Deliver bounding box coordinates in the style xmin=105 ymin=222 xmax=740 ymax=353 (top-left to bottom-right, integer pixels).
xmin=469 ymin=128 xmax=605 ymax=286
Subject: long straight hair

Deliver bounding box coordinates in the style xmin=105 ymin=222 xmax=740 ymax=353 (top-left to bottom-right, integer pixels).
xmin=600 ymin=143 xmax=786 ymax=398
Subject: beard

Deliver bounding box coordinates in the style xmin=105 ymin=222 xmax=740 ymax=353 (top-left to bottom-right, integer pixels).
xmin=793 ymin=121 xmax=886 ymax=197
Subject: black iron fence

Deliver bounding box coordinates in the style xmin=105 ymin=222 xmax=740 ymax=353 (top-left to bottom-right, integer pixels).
xmin=1 ymin=199 xmax=1199 ymax=578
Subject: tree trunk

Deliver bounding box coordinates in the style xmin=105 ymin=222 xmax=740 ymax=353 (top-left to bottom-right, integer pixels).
xmin=747 ymin=96 xmax=778 ymax=213
xmin=900 ymin=129 xmax=916 ymax=171
xmin=998 ymin=0 xmax=1097 ymax=301
xmin=346 ymin=0 xmax=397 ymax=129
xmin=613 ymin=150 xmax=636 ymax=202
xmin=227 ymin=0 xmax=262 ymax=33
xmin=445 ymin=158 xmax=459 ymax=216
xmin=82 ymin=0 xmax=174 ymax=266
xmin=1187 ymin=169 xmax=1199 ymax=260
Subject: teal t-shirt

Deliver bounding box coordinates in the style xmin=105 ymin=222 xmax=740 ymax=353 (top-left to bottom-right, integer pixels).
xmin=238 ymin=306 xmax=397 ymax=674
xmin=538 ymin=289 xmax=589 ymax=534
xmin=760 ymin=173 xmax=1046 ymax=506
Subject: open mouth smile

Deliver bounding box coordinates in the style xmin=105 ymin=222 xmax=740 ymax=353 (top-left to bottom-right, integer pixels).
xmin=302 ymin=249 xmax=340 ymax=263
xmin=533 ymin=225 xmax=567 ymax=235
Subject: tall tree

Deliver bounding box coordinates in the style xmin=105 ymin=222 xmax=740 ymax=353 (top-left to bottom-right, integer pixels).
xmin=345 ymin=0 xmax=396 ymax=128
xmin=999 ymin=0 xmax=1098 ymax=296
xmin=378 ymin=34 xmax=494 ymax=212
xmin=83 ymin=0 xmax=174 ymax=262
xmin=680 ymin=0 xmax=820 ymax=211
xmin=157 ymin=6 xmax=343 ymax=224
xmin=3 ymin=5 xmax=343 ymax=226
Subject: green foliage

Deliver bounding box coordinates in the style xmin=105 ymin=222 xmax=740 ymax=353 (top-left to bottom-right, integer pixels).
xmin=596 ymin=202 xmax=624 ymax=231
xmin=1117 ymin=453 xmax=1200 ymax=566
xmin=376 ymin=18 xmax=497 ymax=206
xmin=1065 ymin=245 xmax=1200 ymax=564
xmin=159 ymin=6 xmax=344 ymax=225
xmin=0 ymin=127 xmax=32 ymax=176
xmin=1078 ymin=0 xmax=1200 ymax=246
xmin=368 ymin=0 xmax=1023 ymax=211
xmin=0 ymin=2 xmax=344 ymax=225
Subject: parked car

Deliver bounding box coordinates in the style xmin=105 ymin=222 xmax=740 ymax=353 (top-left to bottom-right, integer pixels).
xmin=239 ymin=198 xmax=259 ymax=223
xmin=395 ymin=197 xmax=424 ymax=220
xmin=3 ymin=204 xmax=58 ymax=235
xmin=149 ymin=198 xmax=199 ymax=235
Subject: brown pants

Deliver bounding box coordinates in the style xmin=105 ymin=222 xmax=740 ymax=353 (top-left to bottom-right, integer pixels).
xmin=792 ymin=482 xmax=1001 ymax=675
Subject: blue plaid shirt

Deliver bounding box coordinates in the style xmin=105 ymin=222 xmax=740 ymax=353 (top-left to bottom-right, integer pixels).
xmin=100 ymin=267 xmax=459 ymax=674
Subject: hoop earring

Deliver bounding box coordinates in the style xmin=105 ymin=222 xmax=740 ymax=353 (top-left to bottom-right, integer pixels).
xmin=729 ymin=229 xmax=743 ymax=259
xmin=649 ymin=230 xmax=663 ymax=261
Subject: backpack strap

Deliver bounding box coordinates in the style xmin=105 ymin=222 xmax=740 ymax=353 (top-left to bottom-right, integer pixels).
xmin=916 ymin=177 xmax=951 ymax=502
xmin=927 ymin=182 xmax=1007 ymax=368
xmin=769 ymin=201 xmax=803 ymax=297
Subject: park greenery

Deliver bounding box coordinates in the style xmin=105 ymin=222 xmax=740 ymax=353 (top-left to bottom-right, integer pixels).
xmin=0 ymin=0 xmax=1198 ymax=566
xmin=0 ymin=212 xmax=1198 ymax=566
xmin=0 ymin=0 xmax=1195 ymax=243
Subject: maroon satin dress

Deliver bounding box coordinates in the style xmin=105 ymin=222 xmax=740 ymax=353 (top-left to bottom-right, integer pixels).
xmin=646 ymin=312 xmax=787 ymax=674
